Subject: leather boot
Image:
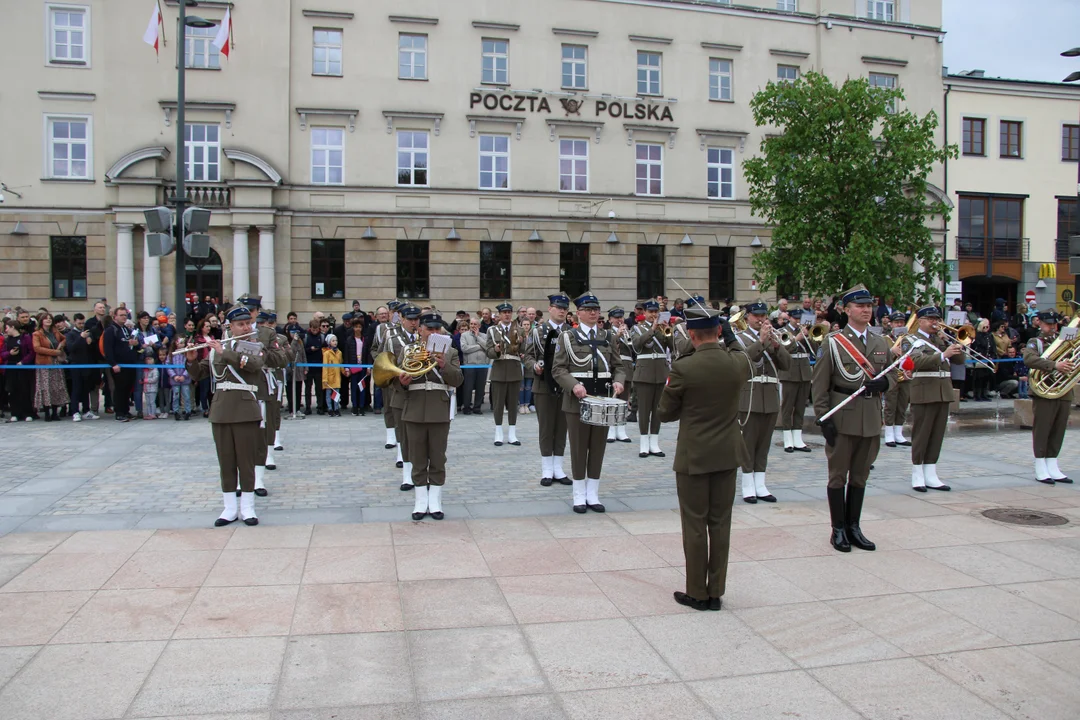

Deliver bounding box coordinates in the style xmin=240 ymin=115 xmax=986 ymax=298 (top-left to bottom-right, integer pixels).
xmin=845 ymin=485 xmax=876 ymax=551
xmin=827 ymin=487 xmax=850 ymax=552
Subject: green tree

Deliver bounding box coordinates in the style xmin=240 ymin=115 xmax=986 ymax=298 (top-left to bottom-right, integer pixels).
xmin=743 ymin=71 xmax=956 ymax=304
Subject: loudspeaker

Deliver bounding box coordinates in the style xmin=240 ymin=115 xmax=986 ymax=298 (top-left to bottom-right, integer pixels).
xmin=146 ymin=232 xmax=175 ymax=257
xmin=183 ymin=233 xmax=211 ymax=258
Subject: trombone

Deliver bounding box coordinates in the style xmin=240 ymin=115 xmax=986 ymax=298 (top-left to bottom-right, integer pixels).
xmin=935 ymin=322 xmax=996 ymax=373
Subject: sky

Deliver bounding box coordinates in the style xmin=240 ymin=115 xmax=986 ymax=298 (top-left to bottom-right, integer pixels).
xmin=942 ymin=0 xmax=1080 ymax=83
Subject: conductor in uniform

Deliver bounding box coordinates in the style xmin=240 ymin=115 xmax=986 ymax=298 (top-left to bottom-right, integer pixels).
xmin=186 ymin=306 xmax=267 ymax=527
xmin=524 ymin=293 xmax=573 ymax=486
xmin=658 ymin=304 xmax=750 ymax=611
xmin=812 ymin=284 xmax=894 ymax=552
xmin=552 ymin=292 xmax=626 ymax=513
xmin=1023 ymin=310 xmax=1074 ymax=484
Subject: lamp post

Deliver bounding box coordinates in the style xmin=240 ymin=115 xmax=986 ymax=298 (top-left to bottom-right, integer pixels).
xmin=1062 ymin=48 xmax=1080 ymax=300
xmin=174 ymin=1 xmax=215 ymax=321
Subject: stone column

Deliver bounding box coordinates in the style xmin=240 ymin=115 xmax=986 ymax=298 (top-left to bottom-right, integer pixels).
xmin=142 ymin=231 xmax=161 ymax=314
xmin=232 ymin=225 xmax=250 ymax=301
xmin=115 ymin=224 xmax=135 ymax=310
xmin=258 ymin=225 xmax=276 ymax=308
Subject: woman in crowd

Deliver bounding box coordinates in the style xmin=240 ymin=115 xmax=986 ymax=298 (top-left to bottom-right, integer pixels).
xmin=195 ymin=317 xmax=215 ymax=417
xmin=3 ymin=318 xmax=35 ymax=422
xmin=970 ymin=318 xmax=997 ymax=402
xmin=304 ymin=318 xmax=325 ymax=415
xmin=32 ymin=313 xmax=70 ymax=422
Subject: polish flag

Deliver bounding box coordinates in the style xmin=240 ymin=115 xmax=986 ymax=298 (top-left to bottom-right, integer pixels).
xmin=142 ymin=2 xmax=164 ymax=55
xmin=212 ymin=8 xmax=232 ymax=59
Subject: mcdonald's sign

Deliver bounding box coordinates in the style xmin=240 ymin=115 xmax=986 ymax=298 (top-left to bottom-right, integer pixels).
xmin=1038 ymin=263 xmax=1057 ymax=280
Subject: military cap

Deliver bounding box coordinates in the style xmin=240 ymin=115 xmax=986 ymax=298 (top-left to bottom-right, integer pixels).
xmin=1037 ymin=310 xmax=1060 ymax=323
xmin=419 ymin=311 xmax=445 ymax=328
xmin=642 ymin=299 xmax=660 ymax=311
xmin=685 ymin=305 xmax=721 ymax=330
xmin=745 ymin=300 xmax=769 ymax=315
xmin=574 ymin=292 xmax=600 ymax=310
xmin=916 ymin=305 xmax=942 ymax=319
xmin=607 ymin=307 xmax=625 ymax=318
xmin=547 ymin=293 xmax=570 ymax=309
xmin=226 ymin=306 xmax=252 ymax=322
xmin=237 ymin=294 xmax=262 ymax=310
xmin=495 ymin=302 xmax=513 ymax=313
xmin=889 ymin=311 xmax=907 ymax=323
xmin=398 ymin=303 xmax=422 ymax=319
xmin=840 ymin=284 xmax=873 ymax=305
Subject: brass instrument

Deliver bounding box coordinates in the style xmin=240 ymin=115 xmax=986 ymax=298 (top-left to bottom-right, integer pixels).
xmin=372 ymin=341 xmax=440 ymax=388
xmin=1029 ymin=316 xmax=1080 ymax=399
xmin=728 ymin=309 xmax=748 ymax=332
xmin=654 ymin=322 xmax=673 ymax=337
xmin=505 ymin=322 xmax=521 ymax=357
xmin=809 ymin=321 xmax=831 ymax=342
xmin=937 ymin=322 xmax=995 ymax=372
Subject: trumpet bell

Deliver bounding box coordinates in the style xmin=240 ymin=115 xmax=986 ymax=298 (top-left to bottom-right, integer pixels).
xmin=810 ymin=322 xmax=831 ymax=342
xmin=372 ymin=352 xmax=401 ymax=389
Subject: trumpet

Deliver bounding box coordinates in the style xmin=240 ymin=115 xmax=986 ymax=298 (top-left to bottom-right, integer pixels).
xmin=654 ymin=322 xmax=673 ymax=337
xmin=171 ymin=331 xmax=257 ymax=355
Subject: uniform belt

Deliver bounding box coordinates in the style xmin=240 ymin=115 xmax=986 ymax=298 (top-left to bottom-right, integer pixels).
xmin=912 ymin=371 xmax=951 ymax=379
xmin=790 ymin=353 xmax=810 ymax=359
xmin=636 ymin=353 xmax=666 ymax=360
xmin=217 ymin=381 xmax=258 ymax=393
xmin=498 ymin=355 xmax=521 ymax=361
xmin=749 ymin=376 xmax=779 ymax=384
xmin=833 ymin=385 xmax=880 ymax=397
xmin=408 ymin=382 xmax=451 ymax=392
xmin=571 ymin=371 xmax=612 ymax=379
xmin=620 ymin=355 xmax=634 ymax=362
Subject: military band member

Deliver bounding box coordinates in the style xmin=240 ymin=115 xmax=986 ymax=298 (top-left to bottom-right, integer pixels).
xmin=658 ymin=305 xmax=751 ymax=611
xmin=778 ymin=312 xmax=817 ymax=453
xmin=399 ymin=311 xmax=464 ymax=520
xmin=1022 ymin=311 xmax=1074 ymax=485
xmin=552 ymin=292 xmax=627 ymax=513
xmin=883 ymin=311 xmax=912 ymax=448
xmin=374 ymin=300 xmax=402 ymax=450
xmin=386 ymin=304 xmax=422 ymax=490
xmin=812 ymin=284 xmax=894 ymax=552
xmin=256 ymin=310 xmax=288 ymax=494
xmin=524 ymin=294 xmax=573 ymax=486
xmin=486 ymin=302 xmax=523 ymax=446
xmin=735 ymin=301 xmax=791 ymax=503
xmin=906 ymin=306 xmax=965 ymax=492
xmin=187 ymin=306 xmax=267 ymax=526
xmin=631 ymin=299 xmax=673 ymax=458
xmin=606 ymin=307 xmax=633 ymax=444
xmin=236 ymin=295 xmax=286 ymax=499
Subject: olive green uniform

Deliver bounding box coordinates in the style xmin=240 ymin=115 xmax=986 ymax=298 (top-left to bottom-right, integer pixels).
xmin=1023 ymin=335 xmax=1071 ymax=465
xmin=907 ymin=330 xmax=965 ymax=465
xmin=398 ymin=344 xmax=463 ymax=487
xmin=485 ymin=323 xmax=524 ymax=428
xmin=523 ymin=320 xmax=572 ymax=482
xmin=777 ymin=324 xmax=817 ymax=433
xmin=631 ymin=321 xmax=671 ymax=436
xmin=735 ymin=328 xmax=791 ymax=474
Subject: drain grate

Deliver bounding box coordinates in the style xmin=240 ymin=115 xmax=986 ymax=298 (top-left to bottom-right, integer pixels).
xmin=981 ymin=508 xmax=1069 ymax=527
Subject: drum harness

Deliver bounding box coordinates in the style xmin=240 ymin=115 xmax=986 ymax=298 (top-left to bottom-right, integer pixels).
xmin=563 ymin=327 xmax=612 ymax=397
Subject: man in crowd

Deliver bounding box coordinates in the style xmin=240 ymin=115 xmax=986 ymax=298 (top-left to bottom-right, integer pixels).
xmin=84 ymin=300 xmax=110 ymax=414
xmin=103 ymin=306 xmax=139 ymax=422
xmin=64 ymin=313 xmax=97 ymax=421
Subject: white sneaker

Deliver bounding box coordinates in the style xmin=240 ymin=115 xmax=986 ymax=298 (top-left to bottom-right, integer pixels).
xmin=24 ymin=417 xmax=33 ymax=422
xmin=83 ymin=411 xmax=98 ymax=420
xmin=72 ymin=412 xmax=82 ymax=422
xmin=529 ymin=405 xmax=536 ymax=413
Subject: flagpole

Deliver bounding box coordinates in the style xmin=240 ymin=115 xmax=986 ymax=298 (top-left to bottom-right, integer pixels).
xmin=173 ymin=0 xmax=189 ymax=324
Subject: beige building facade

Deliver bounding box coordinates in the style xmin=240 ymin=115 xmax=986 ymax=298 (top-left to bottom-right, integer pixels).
xmin=0 ymin=0 xmax=946 ymax=317
xmin=943 ymin=72 xmax=1080 ymax=316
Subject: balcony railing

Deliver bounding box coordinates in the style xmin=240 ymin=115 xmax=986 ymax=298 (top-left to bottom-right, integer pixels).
xmin=957 ymin=236 xmax=1029 ymax=261
xmin=163 ymin=183 xmax=231 ymax=208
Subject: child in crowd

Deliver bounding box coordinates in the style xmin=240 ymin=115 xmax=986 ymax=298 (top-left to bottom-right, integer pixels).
xmin=141 ymin=355 xmax=159 ymax=420
xmin=168 ymin=338 xmax=193 ymax=420
xmin=322 ymin=334 xmax=342 ymax=417
xmin=156 ymin=346 xmax=171 ymax=418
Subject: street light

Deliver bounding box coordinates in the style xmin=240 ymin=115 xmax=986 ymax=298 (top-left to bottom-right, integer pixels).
xmin=1063 ymin=47 xmax=1080 ymax=278
xmin=172 ymin=1 xmax=216 ymax=319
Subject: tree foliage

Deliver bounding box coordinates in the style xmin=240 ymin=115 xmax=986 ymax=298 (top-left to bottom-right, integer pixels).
xmin=743 ymin=71 xmax=957 ymax=304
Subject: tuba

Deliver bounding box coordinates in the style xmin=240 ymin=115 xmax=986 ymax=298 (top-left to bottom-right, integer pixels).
xmin=372 ymin=341 xmax=439 ymax=388
xmin=1029 ymin=316 xmax=1080 ymax=399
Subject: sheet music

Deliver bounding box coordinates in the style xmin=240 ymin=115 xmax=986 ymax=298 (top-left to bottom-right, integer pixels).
xmin=426 ymin=333 xmax=452 ymax=355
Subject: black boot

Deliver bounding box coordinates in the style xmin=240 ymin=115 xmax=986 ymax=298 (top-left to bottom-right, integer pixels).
xmin=827 ymin=487 xmax=850 ymax=552
xmin=845 ymin=485 xmax=876 ymax=551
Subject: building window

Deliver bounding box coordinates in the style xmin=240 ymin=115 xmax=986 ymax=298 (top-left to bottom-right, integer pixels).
xmin=310 ymin=127 xmax=344 ymax=185
xmin=637 ymin=51 xmax=662 ymax=96
xmin=777 ymin=64 xmax=799 ymax=82
xmin=777 ymin=0 xmax=797 ymax=10
xmin=312 ymin=29 xmax=342 ymax=76
xmin=184 ymin=123 xmax=220 ymax=182
xmin=311 ymin=239 xmax=345 ymax=299
xmin=1000 ymin=120 xmax=1022 ymax=158
xmin=50 ymin=235 xmax=87 ymax=299
xmin=46 ymin=116 xmax=91 ymax=179
xmin=1056 ymin=198 xmax=1078 ymax=260
xmin=709 ymin=58 xmax=733 ymax=101
xmin=48 ymin=5 xmax=88 ymax=64
xmin=1062 ymin=124 xmax=1079 ymax=162
xmin=637 ymin=245 xmax=665 ymax=300
xmin=480 ymin=242 xmax=512 ymax=299
xmin=185 ymin=23 xmax=220 ymax=69
xmin=397 ymin=240 xmax=429 ymax=299
xmin=635 ymin=143 xmax=663 ymax=196
xmin=561 ymin=44 xmax=587 ymax=89
xmin=866 ymin=0 xmax=895 ymax=21
xmin=708 ymin=247 xmax=734 ymax=304
xmin=869 ymin=72 xmax=897 ymax=112
xmin=479 ymin=135 xmax=510 ymax=190
xmin=962 ymin=117 xmax=985 ymax=156
xmin=482 ymin=39 xmax=509 ymax=85
xmin=559 ymin=139 xmax=589 ymax=193
xmin=399 ymin=33 xmax=427 ymax=80
xmin=559 ymin=243 xmax=590 ymax=299
xmin=707 ymin=147 xmax=734 ymax=200
xmin=397 ymin=131 xmax=429 ymax=186
xmin=958 ymin=195 xmax=1023 ymax=260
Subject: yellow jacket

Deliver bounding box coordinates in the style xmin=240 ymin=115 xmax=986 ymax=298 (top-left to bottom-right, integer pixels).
xmin=322 ymin=347 xmax=342 ymax=389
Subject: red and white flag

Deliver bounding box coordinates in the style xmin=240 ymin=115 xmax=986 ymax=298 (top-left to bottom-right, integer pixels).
xmin=212 ymin=8 xmax=232 ymax=59
xmin=142 ymin=1 xmax=165 ymax=55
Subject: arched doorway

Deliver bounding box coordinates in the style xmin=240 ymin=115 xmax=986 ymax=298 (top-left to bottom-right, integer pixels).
xmin=186 ymin=248 xmax=223 ymax=304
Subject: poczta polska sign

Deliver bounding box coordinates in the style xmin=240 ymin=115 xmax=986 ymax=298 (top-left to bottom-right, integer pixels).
xmin=469 ymin=92 xmax=675 ymax=122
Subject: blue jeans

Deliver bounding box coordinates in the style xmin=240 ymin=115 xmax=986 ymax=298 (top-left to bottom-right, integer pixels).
xmin=519 ymin=377 xmax=534 ymax=406
xmin=325 ymin=389 xmax=340 ymax=411
xmin=172 ymin=384 xmax=191 ymax=414
xmin=349 ymin=371 xmax=368 ymax=411
xmin=1018 ymin=378 xmax=1029 ymax=399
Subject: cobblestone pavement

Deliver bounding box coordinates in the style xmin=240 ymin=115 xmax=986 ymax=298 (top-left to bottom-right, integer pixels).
xmin=0 ymin=400 xmax=1077 ymax=532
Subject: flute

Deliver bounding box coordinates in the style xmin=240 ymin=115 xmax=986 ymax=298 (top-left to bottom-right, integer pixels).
xmin=171 ymin=331 xmax=257 ymax=355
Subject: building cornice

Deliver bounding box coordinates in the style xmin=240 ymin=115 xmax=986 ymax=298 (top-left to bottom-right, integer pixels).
xmin=466 ymin=115 xmax=525 ymax=140
xmin=159 ymin=101 xmax=235 ymax=128
xmin=295 ymin=107 xmax=359 ymax=132
xmin=628 ymin=34 xmax=673 ymax=45
xmin=696 ymin=128 xmax=749 ymax=152
xmin=945 ymin=75 xmax=1080 ymax=101
xmin=389 ymin=15 xmax=439 ymax=26
xmin=105 ymin=146 xmax=170 ymax=181
xmin=38 ymin=91 xmax=96 ymax=102
xmin=545 ymin=119 xmax=605 ymax=143
xmin=769 ymin=49 xmax=810 ymax=59
xmin=472 ymin=21 xmax=520 ymax=32
xmin=701 ymin=42 xmax=742 ymax=53
xmin=552 ymin=27 xmax=599 ymax=38
xmin=623 ymin=123 xmax=679 ymax=148
xmin=302 ymin=10 xmax=355 ymax=20
xmin=383 ymin=111 xmax=445 ymax=136
xmin=862 ymin=55 xmax=908 ymax=67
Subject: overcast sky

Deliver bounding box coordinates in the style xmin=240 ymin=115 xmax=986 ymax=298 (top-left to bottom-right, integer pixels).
xmin=943 ymin=0 xmax=1080 ymax=83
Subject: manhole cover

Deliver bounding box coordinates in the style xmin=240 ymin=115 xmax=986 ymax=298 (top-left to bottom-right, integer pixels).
xmin=981 ymin=508 xmax=1069 ymax=526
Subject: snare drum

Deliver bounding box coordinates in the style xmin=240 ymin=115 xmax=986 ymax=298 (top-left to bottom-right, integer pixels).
xmin=579 ymin=396 xmax=628 ymax=427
